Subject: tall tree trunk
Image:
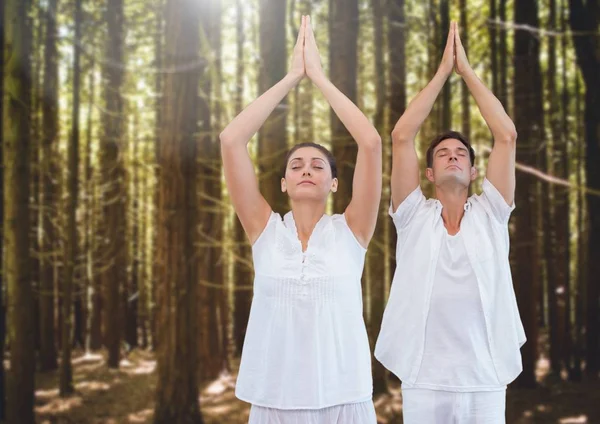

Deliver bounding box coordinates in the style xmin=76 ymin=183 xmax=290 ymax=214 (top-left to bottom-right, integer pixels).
xmin=440 ymin=0 xmax=450 ymax=130
xmin=232 ymin=0 xmax=252 ymax=357
xmin=101 ymin=0 xmax=126 ymax=369
xmin=368 ymin=0 xmax=388 ymax=395
xmin=85 ymin=60 xmax=102 ymax=352
xmin=197 ymin=0 xmax=223 ymax=382
xmin=569 ymin=0 xmax=600 ymax=380
xmin=572 ymin=72 xmax=584 ymax=381
xmin=59 ymin=0 xmax=82 ymax=396
xmin=39 ymin=0 xmax=59 ymax=371
xmin=545 ymin=0 xmax=566 ymax=378
xmin=460 ymin=0 xmax=470 ymax=139
xmin=127 ymin=115 xmax=139 ymax=350
xmin=330 ymin=0 xmax=358 ymax=214
xmin=512 ymin=0 xmax=543 ymax=388
xmin=4 ymin=0 xmax=35 ymax=422
xmin=258 ymin=0 xmax=288 ymax=212
xmin=490 ymin=0 xmax=498 ymax=94
xmin=153 ymin=0 xmax=204 ymax=421
xmin=498 ymin=0 xmax=508 ymax=109
xmin=151 ymin=0 xmax=164 ymax=351
xmin=0 ymin=0 xmax=6 ymax=418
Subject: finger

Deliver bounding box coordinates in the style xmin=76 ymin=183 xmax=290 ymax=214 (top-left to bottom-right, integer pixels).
xmin=455 ymin=22 xmax=463 ymax=49
xmin=295 ymin=16 xmax=305 ymax=47
xmin=445 ymin=21 xmax=454 ymax=50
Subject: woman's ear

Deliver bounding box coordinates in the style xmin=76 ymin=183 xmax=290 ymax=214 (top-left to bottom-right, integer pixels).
xmin=331 ymin=178 xmax=338 ymax=193
xmin=281 ymin=178 xmax=287 ymax=193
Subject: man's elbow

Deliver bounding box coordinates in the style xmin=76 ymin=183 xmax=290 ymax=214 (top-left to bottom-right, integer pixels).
xmin=496 ymin=127 xmax=517 ymax=146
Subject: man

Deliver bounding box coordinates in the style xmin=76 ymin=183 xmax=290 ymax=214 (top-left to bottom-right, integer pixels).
xmin=375 ymin=22 xmax=526 ymax=424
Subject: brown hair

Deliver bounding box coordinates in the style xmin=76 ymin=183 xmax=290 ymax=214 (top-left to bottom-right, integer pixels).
xmin=283 ymin=142 xmax=337 ymax=179
xmin=426 ymin=131 xmax=475 ymax=168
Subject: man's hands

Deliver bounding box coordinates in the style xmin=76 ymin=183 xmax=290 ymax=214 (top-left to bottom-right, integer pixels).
xmin=288 ymin=15 xmax=325 ymax=83
xmin=437 ymin=21 xmax=472 ymax=78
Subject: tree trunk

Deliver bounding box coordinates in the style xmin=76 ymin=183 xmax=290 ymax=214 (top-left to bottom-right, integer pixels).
xmin=568 ymin=0 xmax=600 ymax=380
xmin=512 ymin=0 xmax=543 ymax=388
xmin=4 ymin=0 xmax=36 ymax=422
xmin=498 ymin=0 xmax=508 ymax=109
xmin=440 ymin=0 xmax=450 ymax=130
xmin=59 ymin=0 xmax=82 ymax=396
xmin=232 ymin=0 xmax=252 ymax=357
xmin=39 ymin=0 xmax=60 ymax=371
xmin=0 ymin=0 xmax=6 ymax=417
xmin=490 ymin=0 xmax=498 ymax=94
xmin=153 ymin=0 xmax=204 ymax=421
xmin=101 ymin=0 xmax=126 ymax=369
xmin=545 ymin=0 xmax=567 ymax=378
xmin=258 ymin=0 xmax=288 ymax=212
xmin=330 ymin=0 xmax=358 ymax=214
xmin=460 ymin=0 xmax=470 ymax=139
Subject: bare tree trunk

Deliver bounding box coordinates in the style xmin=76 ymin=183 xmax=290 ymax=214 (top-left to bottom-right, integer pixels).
xmin=0 ymin=0 xmax=7 ymax=417
xmin=59 ymin=0 xmax=82 ymax=396
xmin=4 ymin=0 xmax=36 ymax=421
xmin=39 ymin=0 xmax=60 ymax=371
xmin=460 ymin=0 xmax=470 ymax=139
xmin=569 ymin=0 xmax=600 ymax=379
xmin=101 ymin=0 xmax=126 ymax=369
xmin=330 ymin=0 xmax=358 ymax=214
xmin=153 ymin=0 xmax=204 ymax=421
xmin=512 ymin=0 xmax=543 ymax=388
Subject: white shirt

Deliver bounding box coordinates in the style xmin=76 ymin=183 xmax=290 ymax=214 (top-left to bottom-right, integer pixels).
xmin=375 ymin=178 xmax=526 ymax=387
xmin=404 ymin=231 xmax=504 ymax=392
xmin=235 ymin=211 xmax=373 ymax=409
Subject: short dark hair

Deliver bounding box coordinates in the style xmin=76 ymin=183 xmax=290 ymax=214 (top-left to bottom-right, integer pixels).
xmin=426 ymin=131 xmax=475 ymax=168
xmin=283 ymin=142 xmax=337 ymax=179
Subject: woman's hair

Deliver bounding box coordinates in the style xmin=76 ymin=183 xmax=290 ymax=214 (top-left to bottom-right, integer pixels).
xmin=426 ymin=130 xmax=475 ymax=168
xmin=282 ymin=142 xmax=337 ymax=179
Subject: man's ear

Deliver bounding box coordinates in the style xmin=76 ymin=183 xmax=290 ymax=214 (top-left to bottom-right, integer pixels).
xmin=425 ymin=167 xmax=435 ymax=183
xmin=470 ymin=166 xmax=478 ymax=181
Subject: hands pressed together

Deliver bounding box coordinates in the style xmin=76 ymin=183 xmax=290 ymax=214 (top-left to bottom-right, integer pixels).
xmin=289 ymin=15 xmax=325 ymax=82
xmin=439 ymin=21 xmax=472 ymax=78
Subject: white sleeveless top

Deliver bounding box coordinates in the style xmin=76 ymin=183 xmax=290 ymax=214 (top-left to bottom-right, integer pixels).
xmin=235 ymin=211 xmax=373 ymax=410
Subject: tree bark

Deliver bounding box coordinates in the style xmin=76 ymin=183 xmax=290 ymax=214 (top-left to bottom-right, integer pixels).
xmin=153 ymin=0 xmax=204 ymax=421
xmin=4 ymin=0 xmax=36 ymax=421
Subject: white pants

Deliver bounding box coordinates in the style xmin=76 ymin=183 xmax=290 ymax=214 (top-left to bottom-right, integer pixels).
xmin=248 ymin=400 xmax=377 ymax=424
xmin=402 ymin=389 xmax=506 ymax=424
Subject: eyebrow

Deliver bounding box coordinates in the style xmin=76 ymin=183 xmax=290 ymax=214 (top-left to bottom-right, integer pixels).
xmin=435 ymin=146 xmax=468 ymax=155
xmin=289 ymin=157 xmax=327 ymax=163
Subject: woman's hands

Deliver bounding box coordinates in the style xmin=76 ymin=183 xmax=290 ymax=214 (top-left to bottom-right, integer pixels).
xmin=289 ymin=16 xmax=307 ymax=81
xmin=288 ymin=15 xmax=325 ymax=83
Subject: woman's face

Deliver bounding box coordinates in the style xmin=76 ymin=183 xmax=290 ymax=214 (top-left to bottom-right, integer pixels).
xmin=281 ymin=147 xmax=338 ymax=202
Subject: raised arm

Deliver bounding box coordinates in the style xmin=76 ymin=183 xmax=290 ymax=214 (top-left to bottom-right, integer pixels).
xmin=390 ymin=23 xmax=456 ymax=210
xmin=454 ymin=23 xmax=517 ymax=205
xmin=220 ymin=17 xmax=306 ymax=244
xmin=304 ymin=17 xmax=381 ymax=248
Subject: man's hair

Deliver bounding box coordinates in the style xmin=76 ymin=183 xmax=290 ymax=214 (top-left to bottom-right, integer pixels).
xmin=426 ymin=131 xmax=475 ymax=168
xmin=282 ymin=142 xmax=337 ymax=179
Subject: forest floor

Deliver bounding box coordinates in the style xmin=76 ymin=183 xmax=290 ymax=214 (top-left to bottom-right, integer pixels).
xmin=34 ymin=348 xmax=600 ymax=424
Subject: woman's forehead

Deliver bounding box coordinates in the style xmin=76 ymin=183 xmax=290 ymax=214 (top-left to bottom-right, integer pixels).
xmin=288 ymin=147 xmax=327 ymax=162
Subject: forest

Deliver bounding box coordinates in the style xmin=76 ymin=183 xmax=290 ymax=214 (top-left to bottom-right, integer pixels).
xmin=1 ymin=0 xmax=599 ymax=422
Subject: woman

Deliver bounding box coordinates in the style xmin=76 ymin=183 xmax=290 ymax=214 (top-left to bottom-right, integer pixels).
xmin=220 ymin=15 xmax=381 ymax=424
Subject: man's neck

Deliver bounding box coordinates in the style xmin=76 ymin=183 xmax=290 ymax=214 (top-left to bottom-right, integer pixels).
xmin=435 ymin=184 xmax=469 ymax=234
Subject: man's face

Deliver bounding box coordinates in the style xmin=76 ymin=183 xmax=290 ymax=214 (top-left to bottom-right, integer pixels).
xmin=426 ymin=138 xmax=476 ymax=188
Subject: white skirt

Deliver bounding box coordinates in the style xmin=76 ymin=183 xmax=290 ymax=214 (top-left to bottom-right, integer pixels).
xmin=248 ymin=400 xmax=377 ymax=424
xmin=402 ymin=388 xmax=506 ymax=424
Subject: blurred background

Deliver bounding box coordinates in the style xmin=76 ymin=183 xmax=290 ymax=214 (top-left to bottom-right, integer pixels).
xmin=1 ymin=0 xmax=599 ymax=422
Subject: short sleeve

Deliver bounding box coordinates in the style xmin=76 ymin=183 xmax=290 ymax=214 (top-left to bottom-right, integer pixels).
xmin=481 ymin=178 xmax=515 ymax=224
xmin=389 ymin=185 xmax=426 ymax=230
